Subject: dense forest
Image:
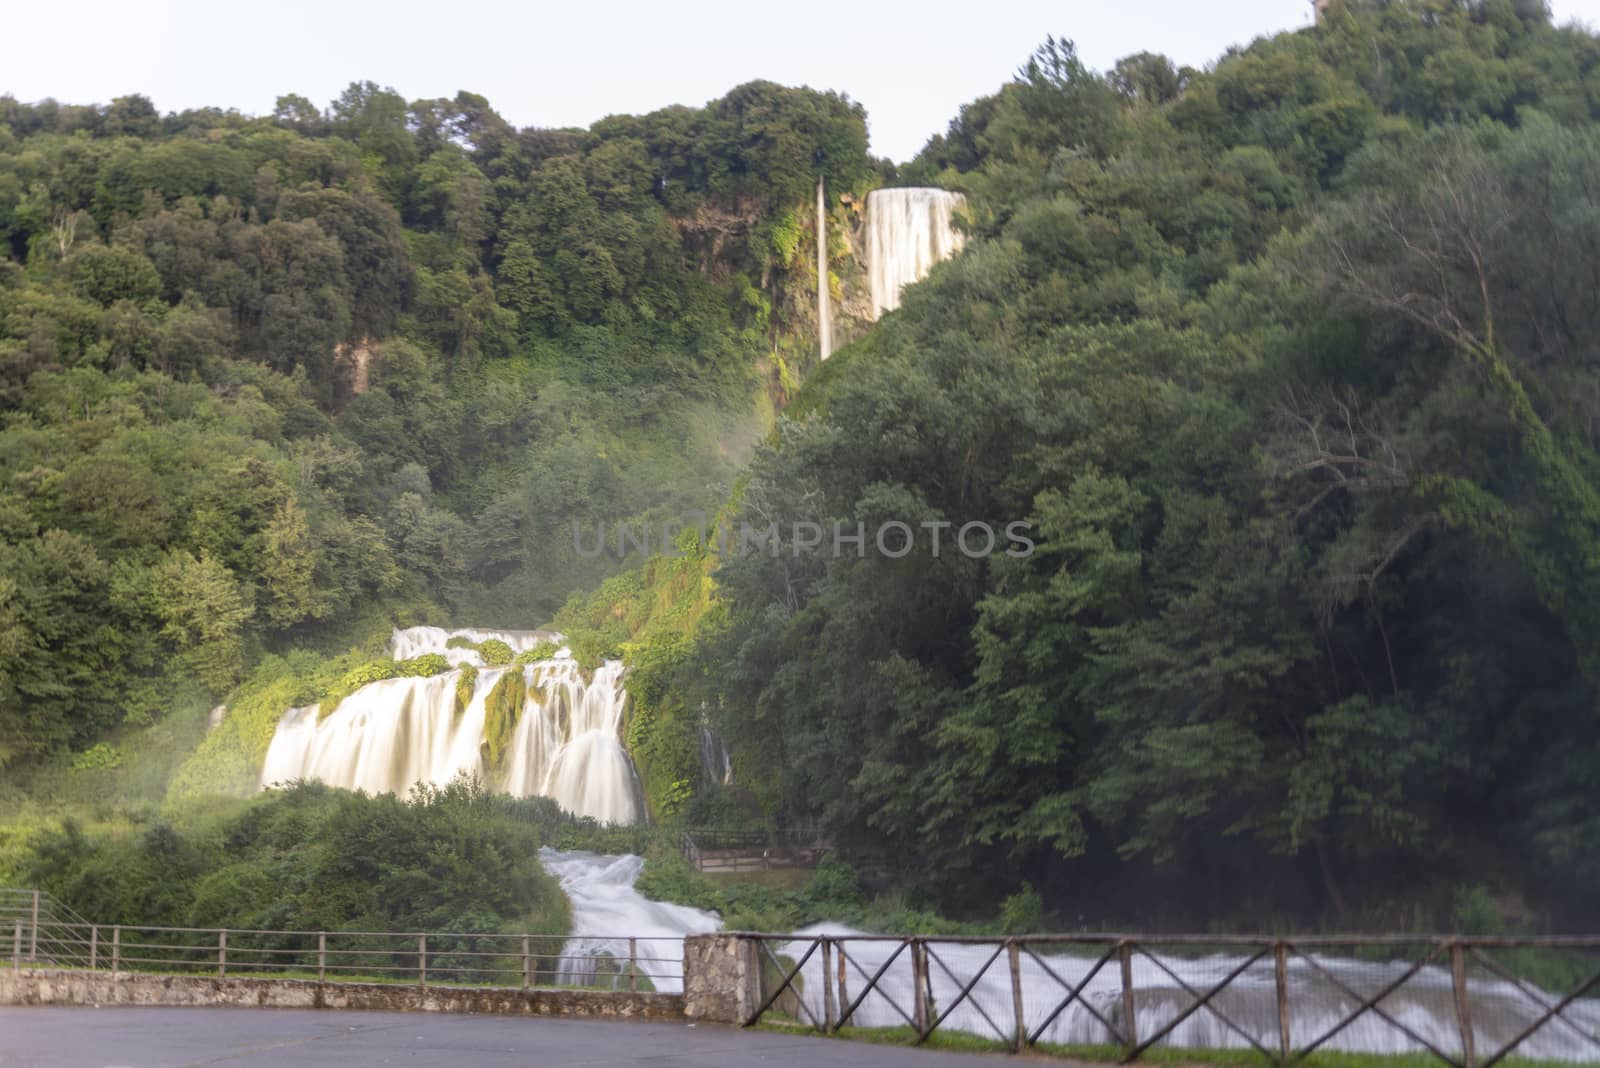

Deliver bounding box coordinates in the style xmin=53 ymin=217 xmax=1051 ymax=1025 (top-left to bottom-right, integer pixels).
xmin=3 ymin=0 xmax=1599 ymax=933
xmin=682 ymin=0 xmax=1600 ymax=928
xmin=0 ymin=76 xmax=872 ymax=764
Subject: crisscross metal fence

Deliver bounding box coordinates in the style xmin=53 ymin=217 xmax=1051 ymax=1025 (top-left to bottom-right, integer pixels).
xmin=744 ymin=934 xmax=1600 ymax=1067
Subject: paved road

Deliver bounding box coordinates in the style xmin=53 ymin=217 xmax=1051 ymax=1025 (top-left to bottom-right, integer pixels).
xmin=0 ymin=1007 xmax=1016 ymax=1067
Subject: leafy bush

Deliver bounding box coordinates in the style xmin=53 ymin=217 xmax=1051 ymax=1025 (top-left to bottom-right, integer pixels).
xmin=70 ymin=743 xmax=124 ymax=771
xmin=23 ymin=778 xmax=572 ymax=940
xmin=402 ymin=654 xmax=452 ymax=677
xmin=805 ymin=855 xmax=864 ymax=908
xmin=513 ymin=641 xmax=561 ymax=666
xmin=999 ymin=883 xmax=1045 ymax=934
xmin=476 ymin=639 xmax=515 ymax=666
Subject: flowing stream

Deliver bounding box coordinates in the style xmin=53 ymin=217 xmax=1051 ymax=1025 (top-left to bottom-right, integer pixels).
xmin=775 ymin=925 xmax=1600 ymax=1060
xmin=260 ymin=627 xmax=643 ymax=823
xmin=541 ymin=848 xmax=719 ymax=995
xmin=537 ymin=852 xmax=1600 ymax=1059
xmin=866 ymin=187 xmax=966 ymax=318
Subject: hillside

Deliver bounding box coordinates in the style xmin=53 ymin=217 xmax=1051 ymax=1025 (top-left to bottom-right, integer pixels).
xmin=4 ymin=0 xmax=1600 ymax=935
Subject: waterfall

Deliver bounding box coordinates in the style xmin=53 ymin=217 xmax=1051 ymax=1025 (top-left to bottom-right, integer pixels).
xmin=817 ymin=177 xmax=833 ymax=361
xmin=259 ymin=627 xmax=643 ymax=824
xmin=866 ymin=187 xmax=966 ymax=318
xmin=540 ymin=848 xmax=720 ymax=994
xmin=388 ymin=625 xmax=559 ymax=665
xmin=698 ymin=714 xmax=732 ymax=786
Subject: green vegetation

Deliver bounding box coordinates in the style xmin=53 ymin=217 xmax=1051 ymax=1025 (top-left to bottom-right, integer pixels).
xmin=12 ymin=778 xmax=571 ymax=935
xmin=455 ymin=663 xmax=478 ymax=718
xmin=446 ymin=635 xmax=515 ymax=664
xmin=636 ymin=849 xmax=979 ymax=934
xmin=552 ymin=529 xmax=721 ymax=819
xmin=0 ymin=77 xmax=872 ymax=775
xmin=4 ymin=0 xmax=1599 ymax=941
xmin=475 ymin=639 xmax=515 ymax=665
xmin=794 ymin=1030 xmax=1583 ymax=1068
xmin=317 ymin=653 xmax=452 ymax=718
xmin=481 ymin=670 xmax=527 ymax=778
xmin=170 ymin=647 xmax=368 ymax=799
xmin=641 ymin=2 xmax=1600 ymax=930
xmin=513 ymin=640 xmax=561 ymax=666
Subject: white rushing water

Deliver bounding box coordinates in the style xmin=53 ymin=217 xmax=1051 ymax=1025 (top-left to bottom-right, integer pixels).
xmin=260 ymin=627 xmax=643 ymax=823
xmin=535 ymin=854 xmax=1599 ymax=1060
xmin=541 ymin=848 xmax=719 ymax=995
xmin=698 ymin=718 xmax=732 ymax=786
xmin=773 ymin=926 xmax=1600 ymax=1059
xmin=866 ymin=187 xmax=966 ymax=319
xmin=389 ymin=625 xmax=561 ymax=665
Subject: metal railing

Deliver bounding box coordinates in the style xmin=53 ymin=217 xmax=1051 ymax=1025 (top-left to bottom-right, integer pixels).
xmin=743 ymin=933 xmax=1600 ymax=1068
xmin=1 ymin=903 xmax=683 ymax=993
xmin=680 ymin=828 xmax=828 ymax=873
xmin=0 ymin=890 xmax=98 ymax=969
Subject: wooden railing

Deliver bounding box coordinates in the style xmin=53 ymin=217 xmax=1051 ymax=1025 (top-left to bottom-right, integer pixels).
xmin=741 ymin=933 xmax=1600 ymax=1068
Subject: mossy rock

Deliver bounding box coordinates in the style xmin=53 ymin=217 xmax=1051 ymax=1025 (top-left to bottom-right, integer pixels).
xmin=319 ymin=660 xmax=404 ymax=719
xmin=512 ymin=641 xmax=561 ymax=666
xmin=476 ymin=639 xmax=515 ymax=666
xmin=314 ymin=654 xmax=449 ymax=721
xmin=401 ymin=653 xmax=451 ymax=677
xmin=454 ymin=663 xmax=479 ymax=720
xmin=480 ymin=670 xmax=527 ymax=779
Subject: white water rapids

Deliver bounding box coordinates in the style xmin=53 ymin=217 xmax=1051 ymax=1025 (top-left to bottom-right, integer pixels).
xmin=542 ymin=848 xmax=719 ymax=995
xmin=866 ymin=187 xmax=966 ymax=319
xmin=774 ymin=926 xmax=1600 ymax=1060
xmin=542 ymin=852 xmax=1599 ymax=1059
xmin=260 ymin=627 xmax=643 ymax=823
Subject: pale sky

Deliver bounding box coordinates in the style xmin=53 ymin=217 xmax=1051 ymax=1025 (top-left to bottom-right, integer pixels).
xmin=5 ymin=0 xmax=1600 ymax=162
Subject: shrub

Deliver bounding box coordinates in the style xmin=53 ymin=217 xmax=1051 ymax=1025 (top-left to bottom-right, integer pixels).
xmin=999 ymin=883 xmax=1045 ymax=934
xmin=476 ymin=639 xmax=515 ymax=666
xmin=513 ymin=641 xmax=561 ymax=666
xmin=806 ymin=855 xmax=864 ymax=909
xmin=70 ymin=743 xmax=125 ymax=771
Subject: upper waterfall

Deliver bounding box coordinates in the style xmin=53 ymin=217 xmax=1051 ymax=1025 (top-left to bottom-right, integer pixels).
xmin=259 ymin=627 xmax=643 ymax=824
xmin=866 ymin=187 xmax=966 ymax=319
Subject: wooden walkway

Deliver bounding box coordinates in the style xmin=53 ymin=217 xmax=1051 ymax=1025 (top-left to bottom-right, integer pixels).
xmin=680 ymin=829 xmax=825 ymax=873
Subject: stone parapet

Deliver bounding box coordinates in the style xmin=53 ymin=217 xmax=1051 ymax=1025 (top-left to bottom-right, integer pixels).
xmin=682 ymin=933 xmax=761 ymax=1024
xmin=0 ymin=969 xmax=683 ymax=1019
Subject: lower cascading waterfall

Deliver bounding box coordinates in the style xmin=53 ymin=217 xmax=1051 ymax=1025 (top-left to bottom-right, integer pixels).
xmin=774 ymin=927 xmax=1600 ymax=1060
xmin=259 ymin=627 xmax=643 ymax=824
xmin=540 ymin=848 xmax=719 ymax=995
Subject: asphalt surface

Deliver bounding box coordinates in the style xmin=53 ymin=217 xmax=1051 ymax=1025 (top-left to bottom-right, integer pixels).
xmin=0 ymin=1007 xmax=1015 ymax=1067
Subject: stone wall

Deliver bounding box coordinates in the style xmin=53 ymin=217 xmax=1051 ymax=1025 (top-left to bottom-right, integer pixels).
xmin=681 ymin=933 xmax=760 ymax=1024
xmin=0 ymin=969 xmax=682 ymax=1019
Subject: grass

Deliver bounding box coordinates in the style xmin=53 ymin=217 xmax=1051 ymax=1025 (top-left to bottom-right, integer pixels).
xmin=757 ymin=1023 xmax=1594 ymax=1068
xmin=704 ymin=868 xmax=814 ymax=891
